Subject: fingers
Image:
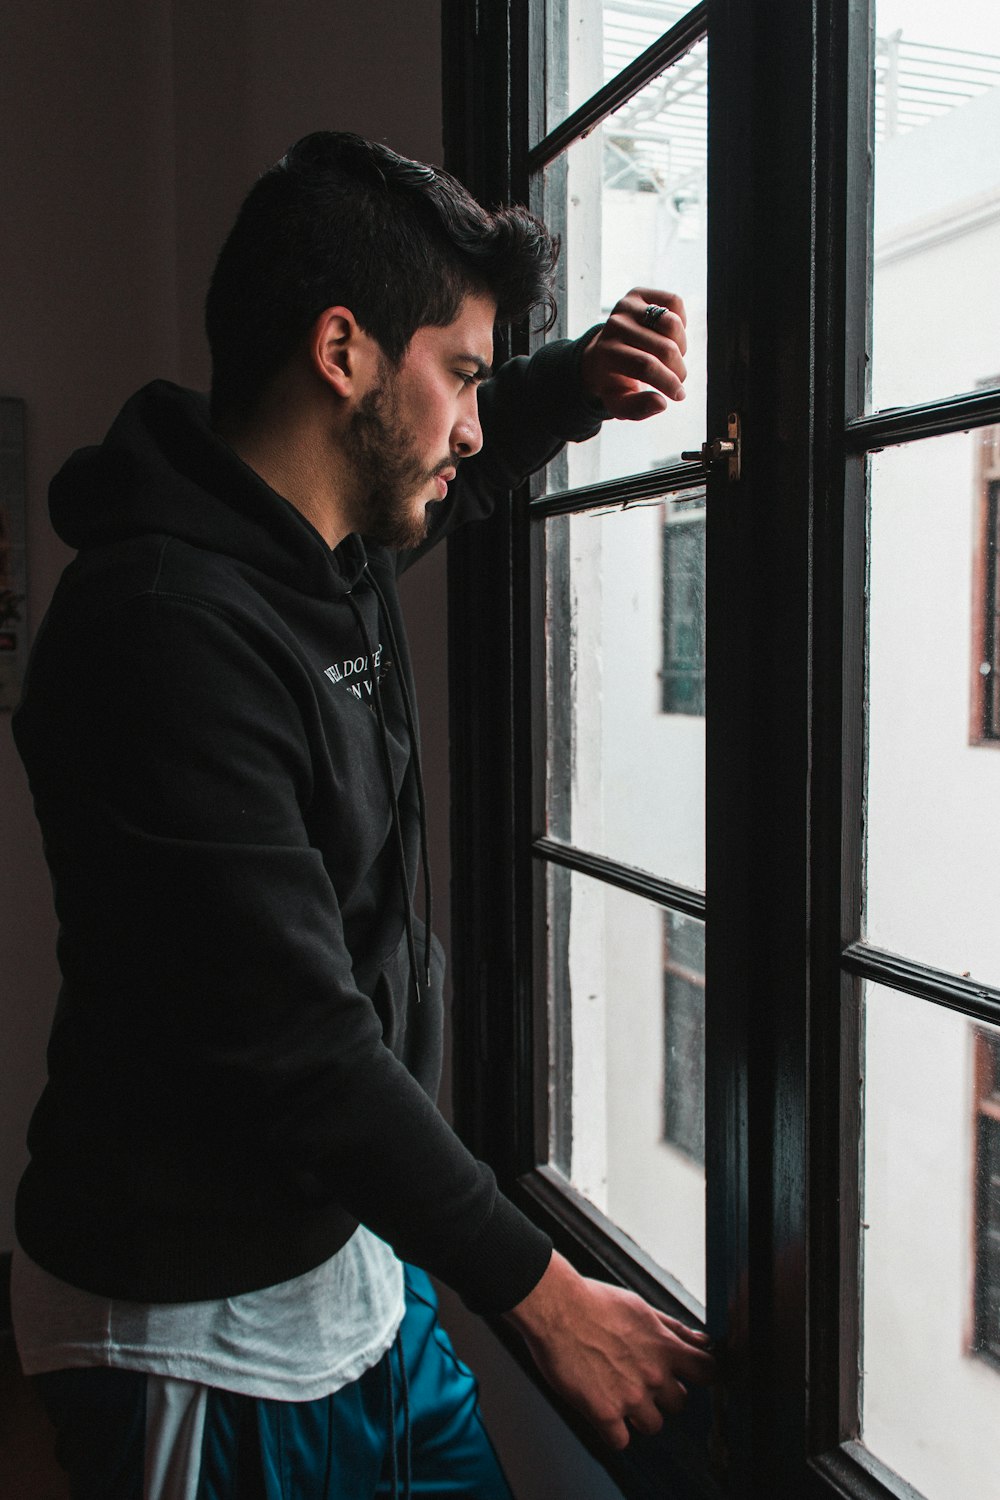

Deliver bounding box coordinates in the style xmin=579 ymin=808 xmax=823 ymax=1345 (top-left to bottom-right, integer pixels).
xmin=627 ymin=1399 xmax=667 ymax=1437
xmin=655 ymin=1326 xmax=715 ymax=1388
xmin=617 ymin=288 xmax=688 ymax=355
xmin=605 ymin=1373 xmax=691 ymax=1448
xmin=596 ymin=1391 xmax=673 ymax=1449
xmin=603 ymin=340 xmax=688 ymax=399
xmin=607 ymin=387 xmax=671 ymax=421
xmin=581 ymin=287 xmax=690 ymax=417
xmin=602 ymin=1416 xmax=631 ymax=1451
xmin=657 ymin=1311 xmax=713 ymax=1347
xmin=590 ymin=1314 xmax=713 ymax=1447
xmin=671 ymin=1344 xmax=715 ymax=1389
xmin=631 ymin=287 xmax=688 ymax=328
xmin=513 ymin=1258 xmax=715 ymax=1453
xmin=604 ymin=312 xmax=688 ymax=368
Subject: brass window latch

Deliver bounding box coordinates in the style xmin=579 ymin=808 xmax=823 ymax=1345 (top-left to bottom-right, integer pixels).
xmin=681 ymin=411 xmax=741 ymax=482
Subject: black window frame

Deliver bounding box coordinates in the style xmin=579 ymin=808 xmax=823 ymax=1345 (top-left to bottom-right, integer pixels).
xmin=442 ymin=2 xmax=1000 ymax=1496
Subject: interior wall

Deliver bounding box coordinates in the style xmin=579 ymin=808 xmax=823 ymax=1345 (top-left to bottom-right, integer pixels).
xmin=0 ymin=0 xmax=182 ymax=1264
xmin=0 ymin=3 xmax=621 ymax=1492
xmin=0 ymin=0 xmax=449 ymax=1281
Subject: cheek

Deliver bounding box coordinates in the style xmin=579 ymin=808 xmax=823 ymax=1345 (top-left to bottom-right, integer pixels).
xmin=413 ymin=392 xmax=454 ymax=453
xmin=394 ymin=364 xmax=457 ymax=456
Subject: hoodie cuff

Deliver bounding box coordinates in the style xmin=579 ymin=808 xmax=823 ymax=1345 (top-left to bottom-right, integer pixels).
xmin=571 ymin=322 xmax=614 ymax=422
xmin=524 ymin=325 xmax=612 ymax=443
xmin=440 ymin=1187 xmax=554 ymax=1315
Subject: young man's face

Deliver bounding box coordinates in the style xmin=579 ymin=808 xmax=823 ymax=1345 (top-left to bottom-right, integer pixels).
xmin=343 ymin=292 xmax=496 ymax=550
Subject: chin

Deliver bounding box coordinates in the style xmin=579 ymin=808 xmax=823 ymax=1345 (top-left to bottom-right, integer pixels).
xmin=378 ymin=504 xmax=432 ymax=554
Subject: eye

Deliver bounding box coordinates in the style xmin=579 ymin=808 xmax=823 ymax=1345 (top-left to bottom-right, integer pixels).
xmin=455 ymin=370 xmax=479 ymax=387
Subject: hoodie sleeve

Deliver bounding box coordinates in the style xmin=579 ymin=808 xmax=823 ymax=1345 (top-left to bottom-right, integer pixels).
xmin=14 ymin=581 xmax=551 ymax=1314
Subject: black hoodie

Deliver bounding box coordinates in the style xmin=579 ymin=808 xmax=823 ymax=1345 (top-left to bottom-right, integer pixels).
xmin=13 ymin=333 xmax=605 ymax=1316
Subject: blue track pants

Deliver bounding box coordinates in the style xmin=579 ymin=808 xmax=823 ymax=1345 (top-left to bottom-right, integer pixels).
xmin=35 ymin=1266 xmax=515 ymax=1500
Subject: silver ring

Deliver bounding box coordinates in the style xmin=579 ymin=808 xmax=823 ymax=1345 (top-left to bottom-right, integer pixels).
xmin=643 ymin=303 xmax=668 ymax=328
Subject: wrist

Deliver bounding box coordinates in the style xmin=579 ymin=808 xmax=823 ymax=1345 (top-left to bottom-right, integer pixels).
xmin=503 ymin=1248 xmax=580 ymax=1338
xmin=577 ymin=329 xmax=605 ymax=409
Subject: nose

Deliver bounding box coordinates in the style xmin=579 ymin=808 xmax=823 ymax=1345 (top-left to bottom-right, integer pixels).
xmin=451 ymin=403 xmax=484 ymax=458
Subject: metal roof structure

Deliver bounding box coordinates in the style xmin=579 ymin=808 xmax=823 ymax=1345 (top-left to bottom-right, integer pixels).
xmin=596 ymin=4 xmax=1000 ymax=199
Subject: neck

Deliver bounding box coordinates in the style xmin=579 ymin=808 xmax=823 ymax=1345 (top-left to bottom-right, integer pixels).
xmin=218 ymin=391 xmax=353 ymax=549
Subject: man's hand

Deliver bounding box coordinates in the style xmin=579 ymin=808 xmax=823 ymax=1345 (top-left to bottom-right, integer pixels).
xmin=580 ymin=287 xmax=688 ymax=420
xmin=504 ymin=1250 xmax=714 ymax=1450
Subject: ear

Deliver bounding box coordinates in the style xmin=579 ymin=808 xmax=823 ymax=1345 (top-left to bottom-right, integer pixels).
xmin=310 ymin=306 xmax=374 ymax=399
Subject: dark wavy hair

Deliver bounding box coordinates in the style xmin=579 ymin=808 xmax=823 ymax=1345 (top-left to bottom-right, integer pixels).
xmin=205 ymin=131 xmax=559 ymax=423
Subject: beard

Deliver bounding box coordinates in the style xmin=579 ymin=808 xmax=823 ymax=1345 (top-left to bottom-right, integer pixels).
xmin=342 ymin=370 xmax=447 ymax=552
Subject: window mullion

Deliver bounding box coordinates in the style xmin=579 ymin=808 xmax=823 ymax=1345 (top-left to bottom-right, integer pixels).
xmin=532 ymin=836 xmax=706 ymax=920
xmin=528 ymin=2 xmax=709 ymax=171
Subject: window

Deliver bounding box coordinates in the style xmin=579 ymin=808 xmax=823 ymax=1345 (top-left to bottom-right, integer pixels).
xmin=536 ymin=10 xmax=710 ymax=1311
xmin=443 ymin=1 xmax=1000 ymax=1495
xmin=971 ymin=419 xmax=1000 ymax=744
xmin=662 ymin=908 xmax=705 ymax=1162
xmin=660 ymin=496 xmax=705 ymax=716
xmin=973 ymin=1028 xmax=1000 ymax=1368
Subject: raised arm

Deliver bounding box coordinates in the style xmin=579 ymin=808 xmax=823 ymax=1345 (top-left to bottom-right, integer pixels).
xmin=405 ymin=286 xmax=688 ymax=565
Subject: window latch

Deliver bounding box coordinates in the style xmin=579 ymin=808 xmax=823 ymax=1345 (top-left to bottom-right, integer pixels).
xmin=681 ymin=411 xmax=741 ymax=482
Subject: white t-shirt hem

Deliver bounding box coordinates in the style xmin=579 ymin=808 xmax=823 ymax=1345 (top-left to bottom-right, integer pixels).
xmin=12 ymin=1228 xmax=406 ymax=1403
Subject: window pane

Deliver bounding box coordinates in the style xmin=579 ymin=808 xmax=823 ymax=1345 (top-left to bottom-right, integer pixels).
xmin=539 ymin=38 xmax=707 ymax=491
xmin=862 ymin=985 xmax=1000 ymax=1496
xmin=871 ymin=2 xmax=1000 ymax=412
xmin=548 ymin=865 xmax=705 ymax=1304
xmin=866 ymin=433 xmax=1000 ymax=985
xmin=540 ymin=0 xmax=694 ymax=145
xmin=661 ymin=498 xmax=705 ymax=714
xmin=545 ymin=496 xmax=705 ymax=890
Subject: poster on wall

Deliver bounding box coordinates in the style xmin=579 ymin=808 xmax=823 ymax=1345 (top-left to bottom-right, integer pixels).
xmin=0 ymin=398 xmax=27 ymax=711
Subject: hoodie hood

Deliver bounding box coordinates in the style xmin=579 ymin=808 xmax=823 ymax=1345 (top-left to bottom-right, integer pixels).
xmin=49 ymin=380 xmax=366 ymax=598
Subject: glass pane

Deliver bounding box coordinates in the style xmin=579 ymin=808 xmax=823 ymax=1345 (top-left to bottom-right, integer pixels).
xmin=862 ymin=985 xmax=1000 ymax=1496
xmin=871 ymin=2 xmax=1000 ymax=412
xmin=539 ymin=37 xmax=707 ymax=491
xmin=546 ymin=495 xmax=705 ymax=890
xmin=548 ymin=865 xmax=705 ymax=1304
xmin=866 ymin=432 xmax=1000 ymax=985
xmin=540 ymin=0 xmax=694 ymax=145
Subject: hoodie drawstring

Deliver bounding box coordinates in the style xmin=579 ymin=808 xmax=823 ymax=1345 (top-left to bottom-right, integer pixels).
xmin=365 ymin=566 xmax=433 ymax=989
xmin=344 ymin=570 xmax=431 ymax=1009
xmin=384 ymin=1347 xmax=399 ymax=1498
xmin=381 ymin=1331 xmax=412 ymax=1500
xmin=396 ymin=1333 xmax=413 ymax=1500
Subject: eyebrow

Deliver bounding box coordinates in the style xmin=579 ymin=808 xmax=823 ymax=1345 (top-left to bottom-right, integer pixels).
xmin=455 ymin=354 xmax=494 ymax=381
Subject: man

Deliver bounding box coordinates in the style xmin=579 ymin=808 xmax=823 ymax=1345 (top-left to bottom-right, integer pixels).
xmin=11 ymin=131 xmax=711 ymax=1497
